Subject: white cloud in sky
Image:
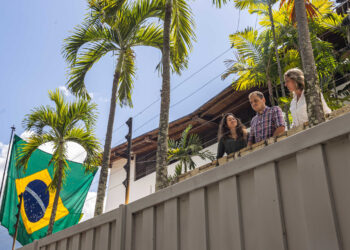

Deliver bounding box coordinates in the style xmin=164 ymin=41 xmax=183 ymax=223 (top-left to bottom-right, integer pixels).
xmin=0 ymin=142 xmax=9 ymax=186
xmin=58 ymin=86 xmax=70 ymax=97
xmin=98 ymin=97 xmax=109 ymax=103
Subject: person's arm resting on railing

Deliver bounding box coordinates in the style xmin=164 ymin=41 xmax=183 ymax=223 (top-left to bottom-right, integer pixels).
xmin=272 ymin=106 xmax=286 ymax=137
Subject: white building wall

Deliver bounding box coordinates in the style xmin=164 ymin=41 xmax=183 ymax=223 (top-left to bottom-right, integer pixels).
xmin=105 ymin=142 xmax=218 ymax=212
xmin=105 ymin=158 xmax=128 ymax=212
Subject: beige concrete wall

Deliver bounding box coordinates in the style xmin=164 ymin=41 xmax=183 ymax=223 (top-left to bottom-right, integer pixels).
xmin=19 ymin=112 xmax=350 ymax=250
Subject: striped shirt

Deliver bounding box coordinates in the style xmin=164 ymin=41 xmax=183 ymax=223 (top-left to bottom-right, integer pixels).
xmin=248 ymin=106 xmax=285 ymax=144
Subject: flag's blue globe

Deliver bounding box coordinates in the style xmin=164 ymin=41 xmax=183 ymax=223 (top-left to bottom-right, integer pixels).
xmin=23 ymin=180 xmax=50 ymax=223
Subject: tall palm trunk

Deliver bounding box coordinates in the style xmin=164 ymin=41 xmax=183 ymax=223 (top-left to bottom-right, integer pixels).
xmin=294 ymin=0 xmax=325 ymax=125
xmin=267 ymin=77 xmax=275 ymax=106
xmin=268 ymin=3 xmax=286 ymax=98
xmin=95 ymin=51 xmax=124 ymax=216
xmin=268 ymin=3 xmax=290 ymax=128
xmin=266 ymin=59 xmax=275 ymax=106
xmin=155 ymin=0 xmax=172 ymax=191
xmin=47 ymin=162 xmax=63 ymax=235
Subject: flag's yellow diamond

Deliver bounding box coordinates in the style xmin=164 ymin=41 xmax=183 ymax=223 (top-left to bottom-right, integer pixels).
xmin=15 ymin=169 xmax=69 ymax=234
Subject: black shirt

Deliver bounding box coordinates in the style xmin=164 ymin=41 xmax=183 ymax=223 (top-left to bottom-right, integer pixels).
xmin=216 ymin=136 xmax=247 ymax=159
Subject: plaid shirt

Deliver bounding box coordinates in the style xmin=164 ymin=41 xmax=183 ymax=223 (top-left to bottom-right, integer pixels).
xmin=248 ymin=106 xmax=285 ymax=144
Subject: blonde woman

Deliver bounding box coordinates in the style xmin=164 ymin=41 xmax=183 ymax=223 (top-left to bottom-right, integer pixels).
xmin=284 ymin=68 xmax=331 ymax=127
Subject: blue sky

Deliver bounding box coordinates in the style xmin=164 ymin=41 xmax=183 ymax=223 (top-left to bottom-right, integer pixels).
xmin=0 ymin=0 xmax=258 ymax=248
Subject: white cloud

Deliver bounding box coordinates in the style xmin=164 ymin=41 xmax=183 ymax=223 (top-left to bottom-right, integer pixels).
xmin=0 ymin=142 xmax=8 ymax=170
xmin=0 ymin=142 xmax=9 ymax=184
xmin=98 ymin=97 xmax=109 ymax=103
xmin=58 ymin=86 xmax=70 ymax=97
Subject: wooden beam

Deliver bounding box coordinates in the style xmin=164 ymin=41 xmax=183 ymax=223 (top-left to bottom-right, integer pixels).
xmin=144 ymin=136 xmax=157 ymax=145
xmin=192 ymin=116 xmax=218 ymax=127
xmin=200 ymin=92 xmax=236 ymax=117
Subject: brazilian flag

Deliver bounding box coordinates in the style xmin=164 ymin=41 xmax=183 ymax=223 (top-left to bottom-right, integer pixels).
xmin=0 ymin=135 xmax=97 ymax=245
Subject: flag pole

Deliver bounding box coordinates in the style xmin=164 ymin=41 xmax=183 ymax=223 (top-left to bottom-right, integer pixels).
xmin=0 ymin=125 xmax=15 ymax=202
xmin=12 ymin=192 xmax=23 ymax=250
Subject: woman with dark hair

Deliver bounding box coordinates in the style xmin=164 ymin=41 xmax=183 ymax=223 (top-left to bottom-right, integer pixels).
xmin=217 ymin=113 xmax=248 ymax=159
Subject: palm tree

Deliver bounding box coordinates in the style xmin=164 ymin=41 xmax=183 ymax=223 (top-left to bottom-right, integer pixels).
xmin=294 ymin=0 xmax=325 ymax=125
xmin=155 ymin=0 xmax=173 ymax=192
xmin=155 ymin=0 xmax=232 ymax=191
xmin=234 ymin=0 xmax=287 ymax=101
xmin=62 ymin=0 xmax=175 ymax=216
xmin=222 ymin=27 xmax=277 ymax=104
xmin=279 ymin=0 xmax=319 ymax=23
xmin=168 ymin=125 xmax=215 ymax=175
xmin=155 ymin=0 xmax=195 ymax=191
xmin=16 ymin=89 xmax=101 ymax=235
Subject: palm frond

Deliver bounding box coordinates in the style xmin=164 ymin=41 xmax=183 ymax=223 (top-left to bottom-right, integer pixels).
xmin=229 ymin=27 xmax=262 ymax=64
xmin=16 ymin=133 xmax=56 ymax=172
xmin=65 ymin=127 xmax=102 ymax=173
xmin=22 ymin=105 xmax=59 ymax=135
xmin=67 ymin=41 xmax=118 ymax=98
xmin=88 ymin=0 xmax=126 ymax=24
xmin=174 ymin=163 xmax=182 ymax=176
xmin=120 ymin=0 xmax=164 ymax=43
xmin=118 ymin=48 xmax=136 ymax=107
xmin=170 ymin=0 xmax=196 ymax=73
xmin=65 ymin=98 xmax=98 ymax=132
xmin=168 ymin=138 xmax=179 ymax=149
xmin=179 ymin=124 xmax=192 ymax=148
xmin=62 ymin=19 xmax=117 ymax=66
xmin=212 ymin=0 xmax=230 ymax=8
xmin=132 ymin=23 xmax=163 ymax=48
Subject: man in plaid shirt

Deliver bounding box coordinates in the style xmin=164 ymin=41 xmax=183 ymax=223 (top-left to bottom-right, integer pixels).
xmin=248 ymin=91 xmax=285 ymax=146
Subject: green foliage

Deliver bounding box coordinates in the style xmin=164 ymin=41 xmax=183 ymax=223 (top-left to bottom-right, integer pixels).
xmin=174 ymin=164 xmax=183 ymax=176
xmin=63 ymin=0 xmax=195 ymax=103
xmin=167 ymin=125 xmax=215 ymax=178
xmin=222 ymin=27 xmax=276 ymax=91
xmin=17 ymin=89 xmax=102 ymax=190
xmin=321 ymin=79 xmax=350 ymax=110
xmin=224 ymin=0 xmax=350 ymax=112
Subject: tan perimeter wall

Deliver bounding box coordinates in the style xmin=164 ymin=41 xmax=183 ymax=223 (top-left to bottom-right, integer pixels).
xmin=20 ymin=112 xmax=350 ymax=250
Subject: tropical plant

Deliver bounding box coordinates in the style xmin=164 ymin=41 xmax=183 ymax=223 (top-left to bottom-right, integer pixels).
xmin=155 ymin=0 xmax=239 ymax=191
xmin=279 ymin=0 xmax=345 ymax=120
xmin=16 ymin=89 xmax=101 ymax=235
xmin=229 ymin=0 xmax=348 ymax=115
xmin=62 ymin=0 xmax=183 ymax=215
xmin=279 ymin=0 xmax=319 ymax=23
xmin=222 ymin=27 xmax=277 ymax=104
xmin=294 ymin=0 xmax=325 ymax=125
xmin=234 ymin=0 xmax=288 ymax=100
xmin=167 ymin=125 xmax=215 ymax=176
xmin=265 ymin=0 xmax=345 ymax=77
xmin=155 ymin=0 xmax=195 ymax=191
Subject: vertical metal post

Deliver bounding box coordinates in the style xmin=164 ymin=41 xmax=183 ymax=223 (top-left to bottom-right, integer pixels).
xmin=124 ymin=118 xmax=132 ymax=204
xmin=0 ymin=125 xmax=15 ymax=201
xmin=12 ymin=192 xmax=23 ymax=250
